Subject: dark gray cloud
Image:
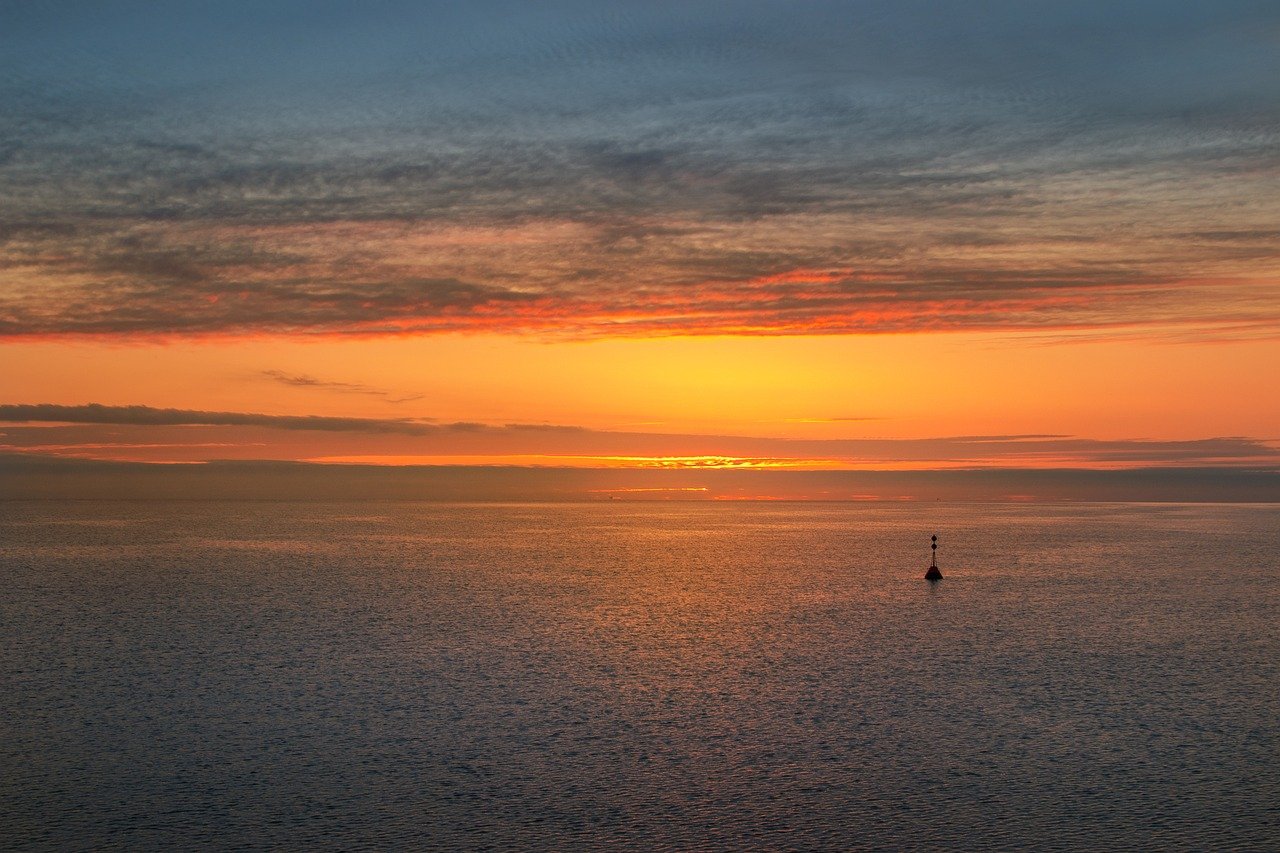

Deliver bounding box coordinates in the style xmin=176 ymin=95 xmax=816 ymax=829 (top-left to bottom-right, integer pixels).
xmin=0 ymin=403 xmax=591 ymax=441
xmin=2 ymin=455 xmax=1278 ymax=503
xmin=0 ymin=403 xmax=440 ymax=434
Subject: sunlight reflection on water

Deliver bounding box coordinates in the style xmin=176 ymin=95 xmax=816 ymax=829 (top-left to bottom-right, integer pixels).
xmin=2 ymin=501 xmax=1277 ymax=850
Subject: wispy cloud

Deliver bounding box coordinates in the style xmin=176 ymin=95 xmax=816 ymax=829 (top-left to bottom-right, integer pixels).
xmin=259 ymin=370 xmax=423 ymax=403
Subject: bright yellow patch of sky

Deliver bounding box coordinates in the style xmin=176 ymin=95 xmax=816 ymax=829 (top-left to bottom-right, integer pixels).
xmin=3 ymin=330 xmax=1277 ymax=452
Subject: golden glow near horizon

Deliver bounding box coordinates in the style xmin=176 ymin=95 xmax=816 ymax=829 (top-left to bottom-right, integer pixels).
xmin=2 ymin=328 xmax=1279 ymax=480
xmin=3 ymin=331 xmax=1277 ymax=442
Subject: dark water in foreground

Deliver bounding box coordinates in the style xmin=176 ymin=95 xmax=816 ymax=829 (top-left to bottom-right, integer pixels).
xmin=2 ymin=501 xmax=1278 ymax=851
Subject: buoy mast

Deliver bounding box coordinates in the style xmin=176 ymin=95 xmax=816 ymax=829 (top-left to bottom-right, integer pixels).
xmin=925 ymin=534 xmax=942 ymax=581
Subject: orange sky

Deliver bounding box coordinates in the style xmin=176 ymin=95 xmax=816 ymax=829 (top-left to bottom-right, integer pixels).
xmin=2 ymin=331 xmax=1276 ymax=436
xmin=2 ymin=330 xmax=1278 ymax=472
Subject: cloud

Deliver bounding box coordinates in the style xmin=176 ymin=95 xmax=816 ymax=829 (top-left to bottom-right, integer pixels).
xmin=2 ymin=454 xmax=1278 ymax=503
xmin=0 ymin=1 xmax=1277 ymax=341
xmin=784 ymin=416 xmax=887 ymax=424
xmin=3 ymin=226 xmax=1274 ymax=339
xmin=259 ymin=370 xmax=423 ymax=403
xmin=0 ymin=404 xmax=440 ymax=435
xmin=1 ymin=404 xmax=1277 ymax=470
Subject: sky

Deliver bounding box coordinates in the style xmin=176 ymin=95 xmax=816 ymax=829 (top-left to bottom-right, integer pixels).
xmin=1 ymin=1 xmax=1277 ymax=499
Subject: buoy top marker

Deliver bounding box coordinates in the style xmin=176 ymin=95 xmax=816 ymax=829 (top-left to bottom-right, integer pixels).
xmin=925 ymin=534 xmax=942 ymax=581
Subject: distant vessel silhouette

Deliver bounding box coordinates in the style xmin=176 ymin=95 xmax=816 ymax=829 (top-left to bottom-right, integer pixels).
xmin=925 ymin=534 xmax=942 ymax=581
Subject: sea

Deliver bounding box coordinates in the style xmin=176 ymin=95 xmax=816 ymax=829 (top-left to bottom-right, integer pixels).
xmin=2 ymin=501 xmax=1277 ymax=851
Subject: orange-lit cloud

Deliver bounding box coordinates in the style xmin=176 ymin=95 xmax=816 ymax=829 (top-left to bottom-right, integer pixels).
xmin=3 ymin=212 xmax=1277 ymax=342
xmin=3 ymin=405 xmax=1278 ymax=471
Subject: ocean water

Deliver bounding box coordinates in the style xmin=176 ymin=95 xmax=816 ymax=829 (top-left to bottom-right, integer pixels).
xmin=2 ymin=500 xmax=1277 ymax=851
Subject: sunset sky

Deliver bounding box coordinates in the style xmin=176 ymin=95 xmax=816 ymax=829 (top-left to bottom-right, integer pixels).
xmin=2 ymin=1 xmax=1277 ymax=499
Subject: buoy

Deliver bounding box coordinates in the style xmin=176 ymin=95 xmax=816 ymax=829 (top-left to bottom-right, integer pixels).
xmin=925 ymin=534 xmax=942 ymax=581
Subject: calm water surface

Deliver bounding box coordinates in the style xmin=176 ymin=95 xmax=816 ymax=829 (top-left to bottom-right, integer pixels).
xmin=2 ymin=501 xmax=1278 ymax=850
